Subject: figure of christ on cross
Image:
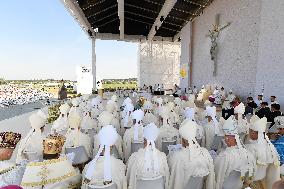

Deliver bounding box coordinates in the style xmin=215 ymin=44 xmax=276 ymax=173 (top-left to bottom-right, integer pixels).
xmin=206 ymin=14 xmax=231 ymax=76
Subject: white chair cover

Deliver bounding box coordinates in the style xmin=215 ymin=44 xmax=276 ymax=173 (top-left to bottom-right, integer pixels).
xmin=210 ymin=135 xmax=223 ymax=151
xmin=162 ymin=140 xmax=176 ymax=155
xmin=131 ymin=141 xmax=144 ymax=154
xmin=137 ymin=176 xmax=164 ymax=189
xmin=87 ymin=182 xmax=117 ymax=189
xmin=184 ymin=176 xmax=204 ymax=189
xmin=65 ymin=146 xmax=89 ymax=165
xmin=222 ymin=170 xmax=242 ymax=189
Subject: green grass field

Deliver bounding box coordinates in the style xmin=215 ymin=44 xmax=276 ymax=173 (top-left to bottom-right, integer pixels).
xmin=103 ymin=83 xmax=137 ymax=89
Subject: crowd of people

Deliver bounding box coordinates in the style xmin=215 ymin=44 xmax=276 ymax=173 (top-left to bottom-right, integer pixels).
xmin=0 ymin=84 xmax=53 ymax=108
xmin=1 ymin=88 xmax=284 ymax=189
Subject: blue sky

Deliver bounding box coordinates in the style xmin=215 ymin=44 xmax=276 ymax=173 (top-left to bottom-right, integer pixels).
xmin=0 ymin=0 xmax=138 ymax=80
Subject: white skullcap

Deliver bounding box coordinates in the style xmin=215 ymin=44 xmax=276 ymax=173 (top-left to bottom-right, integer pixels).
xmin=59 ymin=103 xmax=70 ymax=115
xmin=143 ymin=101 xmax=153 ymax=110
xmin=234 ymin=102 xmax=245 ymax=115
xmin=68 ymin=112 xmax=82 ymax=129
xmin=72 ymin=98 xmax=79 ymax=106
xmin=131 ymin=109 xmax=144 ymax=121
xmin=222 ymin=116 xmax=238 ymax=135
xmin=29 ymin=110 xmax=47 ymax=130
xmin=85 ymin=125 xmax=118 ymax=182
xmin=143 ymin=123 xmax=160 ymax=174
xmin=111 ymin=95 xmax=117 ymax=102
xmin=106 ymin=100 xmax=115 ymax=113
xmin=159 ymin=106 xmax=171 ymax=119
xmin=179 ymin=119 xmax=197 ymax=141
xmin=184 ymin=107 xmax=195 ymax=120
xmin=98 ymin=111 xmax=114 ymax=127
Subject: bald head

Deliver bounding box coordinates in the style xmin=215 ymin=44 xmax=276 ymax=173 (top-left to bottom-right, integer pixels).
xmin=272 ymin=180 xmax=284 ymax=189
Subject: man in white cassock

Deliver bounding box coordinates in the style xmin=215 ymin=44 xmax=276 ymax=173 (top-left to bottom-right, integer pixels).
xmin=123 ymin=109 xmax=145 ymax=161
xmin=126 ymin=123 xmax=169 ymax=189
xmin=156 ymin=106 xmax=180 ymax=152
xmin=0 ymin=132 xmax=27 ymax=187
xmin=106 ymin=100 xmax=122 ymax=135
xmin=203 ymin=106 xmax=219 ymax=150
xmin=82 ymin=125 xmax=127 ymax=189
xmin=64 ymin=112 xmax=92 ymax=159
xmin=245 ymin=115 xmax=280 ymax=189
xmin=16 ymin=110 xmax=47 ymax=163
xmin=81 ymin=106 xmax=97 ymax=134
xmin=51 ymin=103 xmax=70 ymax=135
xmin=91 ymin=96 xmax=104 ymax=119
xmin=234 ymin=102 xmax=249 ymax=142
xmin=142 ymin=100 xmax=159 ymax=126
xmin=79 ymin=95 xmax=90 ymax=115
xmin=121 ymin=102 xmax=134 ymax=131
xmin=215 ymin=116 xmax=256 ymax=189
xmin=94 ymin=111 xmax=124 ymax=160
xmin=69 ymin=98 xmax=83 ymax=117
xmin=168 ymin=119 xmax=215 ymax=189
xmin=167 ymin=102 xmax=181 ymax=127
xmin=183 ymin=107 xmax=205 ymax=147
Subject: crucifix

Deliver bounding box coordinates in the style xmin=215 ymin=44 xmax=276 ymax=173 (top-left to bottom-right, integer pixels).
xmin=206 ymin=14 xmax=231 ymax=76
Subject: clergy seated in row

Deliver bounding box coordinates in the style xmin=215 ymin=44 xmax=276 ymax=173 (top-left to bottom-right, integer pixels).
xmin=156 ymin=106 xmax=179 ymax=154
xmin=16 ymin=110 xmax=47 ymax=164
xmin=233 ymin=102 xmax=249 ymax=142
xmin=168 ymin=119 xmax=215 ymax=189
xmin=51 ymin=103 xmax=70 ymax=135
xmin=142 ymin=101 xmax=159 ymax=126
xmin=82 ymin=125 xmax=126 ymax=189
xmin=64 ymin=112 xmax=92 ymax=166
xmin=0 ymin=132 xmax=26 ymax=187
xmin=123 ymin=109 xmax=144 ymax=162
xmin=20 ymin=134 xmax=81 ymax=188
xmin=106 ymin=100 xmax=122 ymax=136
xmin=126 ymin=123 xmax=169 ymax=189
xmin=215 ymin=116 xmax=256 ymax=189
xmin=121 ymin=102 xmax=134 ymax=130
xmin=69 ymin=98 xmax=83 ymax=117
xmin=94 ymin=111 xmax=124 ymax=160
xmin=167 ymin=102 xmax=181 ymax=127
xmin=183 ymin=107 xmax=205 ymax=146
xmin=245 ymin=115 xmax=280 ymax=189
xmin=91 ymin=96 xmax=104 ymax=123
xmin=203 ymin=106 xmax=219 ymax=150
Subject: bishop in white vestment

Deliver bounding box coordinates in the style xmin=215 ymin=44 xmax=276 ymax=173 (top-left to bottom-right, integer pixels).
xmin=142 ymin=100 xmax=159 ymax=126
xmin=203 ymin=106 xmax=219 ymax=150
xmin=51 ymin=103 xmax=70 ymax=134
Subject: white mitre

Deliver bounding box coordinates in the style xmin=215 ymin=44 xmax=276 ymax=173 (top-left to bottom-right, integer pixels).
xmin=234 ymin=102 xmax=245 ymax=115
xmin=250 ymin=115 xmax=260 ymax=125
xmin=143 ymin=123 xmax=160 ymax=172
xmin=85 ymin=125 xmax=118 ymax=182
xmin=111 ymin=95 xmax=117 ymax=102
xmin=179 ymin=119 xmax=197 ymax=143
xmin=68 ymin=112 xmax=82 ymax=129
xmin=72 ymin=98 xmax=79 ymax=107
xmin=59 ymin=103 xmax=70 ymax=115
xmin=156 ymin=97 xmax=163 ymax=106
xmin=106 ymin=100 xmax=115 ymax=113
xmin=29 ymin=110 xmax=47 ymax=130
xmin=184 ymin=107 xmax=195 ymax=120
xmin=131 ymin=109 xmax=144 ymax=122
xmin=159 ymin=106 xmax=171 ymax=120
xmin=143 ymin=101 xmax=153 ymax=110
xmin=98 ymin=111 xmax=114 ymax=127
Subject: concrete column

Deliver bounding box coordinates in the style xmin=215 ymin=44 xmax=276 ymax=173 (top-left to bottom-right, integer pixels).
xmin=92 ymin=38 xmax=96 ymax=91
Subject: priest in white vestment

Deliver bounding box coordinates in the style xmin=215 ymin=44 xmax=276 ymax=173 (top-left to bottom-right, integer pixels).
xmin=16 ymin=110 xmax=47 ymax=163
xmin=51 ymin=103 xmax=70 ymax=134
xmin=82 ymin=125 xmax=127 ymax=189
xmin=174 ymin=98 xmax=183 ymax=117
xmin=203 ymin=106 xmax=219 ymax=150
xmin=21 ymin=134 xmax=81 ymax=188
xmin=183 ymin=107 xmax=205 ymax=147
xmin=126 ymin=123 xmax=170 ymax=189
xmin=123 ymin=109 xmax=145 ymax=161
xmin=106 ymin=100 xmax=122 ymax=135
xmin=156 ymin=106 xmax=180 ymax=152
xmin=214 ymin=116 xmax=256 ymax=189
xmin=64 ymin=112 xmax=92 ymax=159
xmin=69 ymin=98 xmax=83 ymax=117
xmin=0 ymin=132 xmax=27 ymax=187
xmin=234 ymin=102 xmax=249 ymax=141
xmin=167 ymin=102 xmax=181 ymax=126
xmin=245 ymin=115 xmax=280 ymax=189
xmin=91 ymin=96 xmax=104 ymax=119
xmin=94 ymin=111 xmax=124 ymax=160
xmin=168 ymin=119 xmax=215 ymax=189
xmin=142 ymin=100 xmax=159 ymax=126
xmin=121 ymin=102 xmax=134 ymax=130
